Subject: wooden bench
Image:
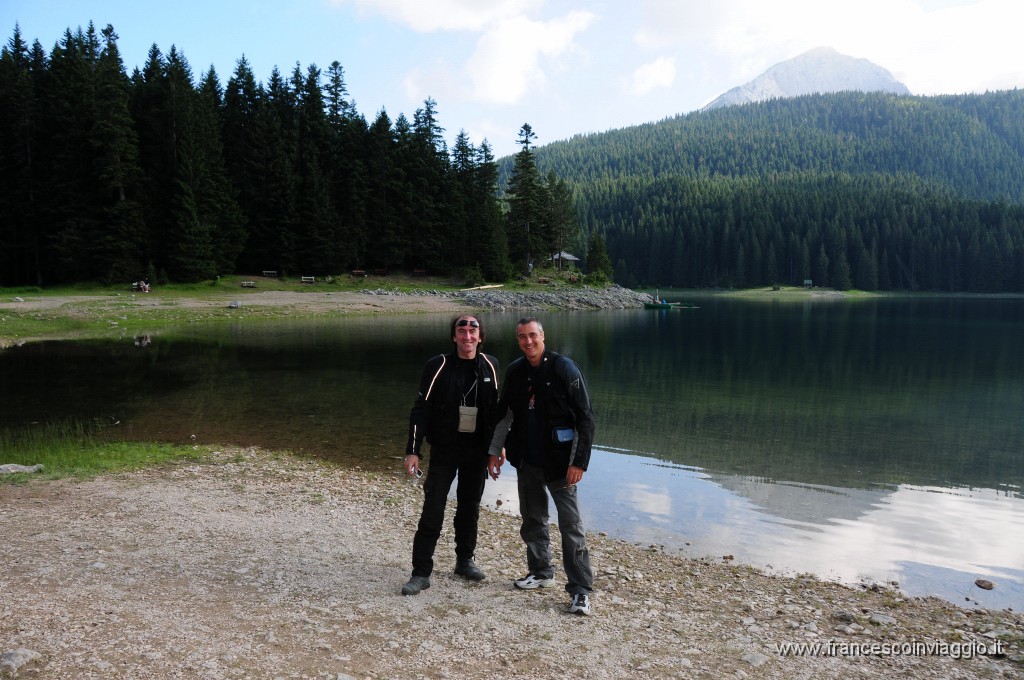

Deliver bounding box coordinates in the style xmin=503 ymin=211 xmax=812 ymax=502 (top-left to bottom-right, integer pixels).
xmin=412 ymin=269 xmax=428 ymax=276
xmin=351 ymin=269 xmax=367 ymax=278
xmin=301 ymin=276 xmax=315 ymax=284
xmin=538 ymin=277 xmax=552 ymax=284
xmin=373 ymin=268 xmax=389 ymax=276
xmin=241 ymin=280 xmax=256 ymax=288
xmin=261 ymin=270 xmax=278 ymax=278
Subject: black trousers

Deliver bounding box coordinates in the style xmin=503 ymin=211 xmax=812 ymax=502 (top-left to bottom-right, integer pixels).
xmin=411 ymin=446 xmax=487 ymax=577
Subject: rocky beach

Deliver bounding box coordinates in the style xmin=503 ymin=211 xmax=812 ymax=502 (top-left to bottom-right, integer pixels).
xmin=1 ymin=448 xmax=1021 ymax=679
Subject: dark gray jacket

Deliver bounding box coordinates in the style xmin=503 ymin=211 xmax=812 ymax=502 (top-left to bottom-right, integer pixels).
xmin=489 ymin=350 xmax=595 ymax=481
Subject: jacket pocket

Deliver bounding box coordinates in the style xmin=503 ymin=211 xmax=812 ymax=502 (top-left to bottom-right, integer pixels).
xmin=552 ymin=427 xmax=574 ymax=444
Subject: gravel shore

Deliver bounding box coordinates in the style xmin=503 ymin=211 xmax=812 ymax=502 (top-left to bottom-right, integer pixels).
xmin=2 ymin=448 xmax=1020 ymax=679
xmin=372 ymin=283 xmax=655 ymax=311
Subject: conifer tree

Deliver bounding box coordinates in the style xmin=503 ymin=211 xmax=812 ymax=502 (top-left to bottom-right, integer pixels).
xmin=586 ymin=232 xmax=613 ymax=281
xmin=223 ymin=56 xmax=265 ymax=272
xmin=506 ymin=124 xmax=543 ymax=274
xmin=92 ymin=24 xmax=147 ymax=283
xmin=196 ymin=66 xmax=246 ymax=273
xmin=363 ymin=109 xmax=404 ymax=269
xmin=292 ymin=63 xmax=337 ymax=272
xmin=406 ymin=98 xmax=452 ymax=271
xmin=543 ymin=171 xmax=579 ymax=267
xmin=0 ymin=26 xmax=40 ymax=284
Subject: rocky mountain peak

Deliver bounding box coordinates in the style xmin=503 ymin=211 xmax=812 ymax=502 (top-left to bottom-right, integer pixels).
xmin=702 ymin=46 xmax=910 ymax=111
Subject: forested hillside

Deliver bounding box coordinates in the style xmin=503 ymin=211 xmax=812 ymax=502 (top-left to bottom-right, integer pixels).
xmin=0 ymin=24 xmax=575 ymax=287
xmin=5 ymin=19 xmax=1024 ymax=293
xmin=533 ymin=90 xmax=1024 ymax=291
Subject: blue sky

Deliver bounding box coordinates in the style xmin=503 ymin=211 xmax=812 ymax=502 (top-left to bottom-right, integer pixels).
xmin=2 ymin=0 xmax=1022 ymax=158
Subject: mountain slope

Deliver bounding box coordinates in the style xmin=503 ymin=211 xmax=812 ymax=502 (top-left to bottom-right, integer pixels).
xmin=515 ymin=90 xmax=1024 ymax=292
xmin=702 ymin=46 xmax=910 ymax=111
xmin=534 ymin=90 xmax=1024 ymax=205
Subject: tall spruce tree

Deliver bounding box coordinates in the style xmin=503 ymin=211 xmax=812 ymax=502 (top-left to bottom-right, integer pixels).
xmin=44 ymin=25 xmax=102 ymax=282
xmin=323 ymin=60 xmax=365 ymax=269
xmin=506 ymin=124 xmax=544 ymax=274
xmin=0 ymin=26 xmax=40 ymax=285
xmin=257 ymin=66 xmax=300 ymax=274
xmin=196 ymin=66 xmax=246 ymax=274
xmin=223 ymin=56 xmax=265 ymax=272
xmin=406 ymin=98 xmax=452 ymax=271
xmin=586 ymin=232 xmax=613 ymax=282
xmin=92 ymin=24 xmax=147 ymax=283
xmin=157 ymin=46 xmax=217 ymax=281
xmin=292 ymin=63 xmax=337 ymax=273
xmin=362 ymin=109 xmax=406 ymax=269
xmin=473 ymin=140 xmax=509 ymax=280
xmin=543 ymin=170 xmax=579 ymax=266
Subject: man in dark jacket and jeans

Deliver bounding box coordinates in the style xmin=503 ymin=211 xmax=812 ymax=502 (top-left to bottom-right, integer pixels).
xmin=401 ymin=314 xmax=500 ymax=596
xmin=487 ymin=316 xmax=595 ymax=615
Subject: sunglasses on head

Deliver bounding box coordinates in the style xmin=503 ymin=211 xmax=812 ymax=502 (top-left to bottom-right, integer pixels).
xmin=456 ymin=319 xmax=480 ymax=328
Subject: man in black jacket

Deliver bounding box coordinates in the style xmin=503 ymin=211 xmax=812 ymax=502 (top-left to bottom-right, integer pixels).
xmin=401 ymin=314 xmax=500 ymax=596
xmin=487 ymin=316 xmax=595 ymax=615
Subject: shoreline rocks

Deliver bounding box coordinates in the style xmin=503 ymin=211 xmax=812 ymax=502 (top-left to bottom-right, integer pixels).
xmin=362 ymin=283 xmax=652 ymax=311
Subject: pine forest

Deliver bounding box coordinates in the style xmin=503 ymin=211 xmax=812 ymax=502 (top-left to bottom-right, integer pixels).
xmin=0 ymin=24 xmax=575 ymax=288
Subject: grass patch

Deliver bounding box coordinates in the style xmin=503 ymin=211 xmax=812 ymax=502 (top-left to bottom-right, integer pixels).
xmin=0 ymin=272 xmax=609 ymax=346
xmin=0 ymin=286 xmax=44 ymax=295
xmin=1 ymin=420 xmax=206 ymax=482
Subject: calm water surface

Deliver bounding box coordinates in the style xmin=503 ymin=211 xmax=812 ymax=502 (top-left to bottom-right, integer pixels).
xmin=3 ymin=296 xmax=1022 ymax=609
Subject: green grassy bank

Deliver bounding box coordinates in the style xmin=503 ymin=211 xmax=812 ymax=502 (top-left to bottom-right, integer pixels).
xmin=0 ymin=420 xmax=211 ymax=483
xmin=0 ymin=273 xmax=466 ymax=345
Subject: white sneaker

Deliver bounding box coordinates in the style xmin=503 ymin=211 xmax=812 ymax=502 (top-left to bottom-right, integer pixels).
xmin=568 ymin=593 xmax=591 ymax=616
xmin=514 ymin=573 xmax=554 ymax=590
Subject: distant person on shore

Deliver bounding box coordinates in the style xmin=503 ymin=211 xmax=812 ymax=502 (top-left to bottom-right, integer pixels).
xmin=401 ymin=314 xmax=501 ymax=595
xmin=487 ymin=316 xmax=596 ymax=615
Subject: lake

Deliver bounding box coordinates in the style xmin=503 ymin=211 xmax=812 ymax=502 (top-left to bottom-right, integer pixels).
xmin=2 ymin=295 xmax=1022 ymax=609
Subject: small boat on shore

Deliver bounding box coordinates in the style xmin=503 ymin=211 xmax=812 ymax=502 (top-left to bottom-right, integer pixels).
xmin=646 ymin=290 xmax=698 ymax=309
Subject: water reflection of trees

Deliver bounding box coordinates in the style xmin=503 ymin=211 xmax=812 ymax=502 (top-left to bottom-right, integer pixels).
xmin=2 ymin=303 xmax=1021 ymax=494
xmin=575 ymin=300 xmax=1024 ymax=493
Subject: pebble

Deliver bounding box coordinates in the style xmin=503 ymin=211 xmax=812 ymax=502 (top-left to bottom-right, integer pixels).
xmin=0 ymin=648 xmax=41 ymax=675
xmin=833 ymin=610 xmax=857 ymax=623
xmin=741 ymin=652 xmax=770 ymax=667
xmin=869 ymin=612 xmax=897 ymax=626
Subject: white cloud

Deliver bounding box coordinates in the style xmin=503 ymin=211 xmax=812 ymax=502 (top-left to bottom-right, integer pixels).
xmin=336 ymin=1 xmax=596 ymax=108
xmin=403 ymin=60 xmax=461 ymax=107
xmin=869 ymin=0 xmax=1024 ymax=94
xmin=633 ymin=0 xmax=1024 ymax=96
xmin=334 ymin=0 xmax=544 ymax=32
xmin=464 ymin=10 xmax=595 ymax=104
xmin=631 ymin=57 xmax=676 ymax=95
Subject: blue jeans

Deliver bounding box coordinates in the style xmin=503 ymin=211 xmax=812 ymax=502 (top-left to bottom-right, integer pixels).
xmin=411 ymin=446 xmax=486 ymax=577
xmin=516 ymin=462 xmax=594 ymax=595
